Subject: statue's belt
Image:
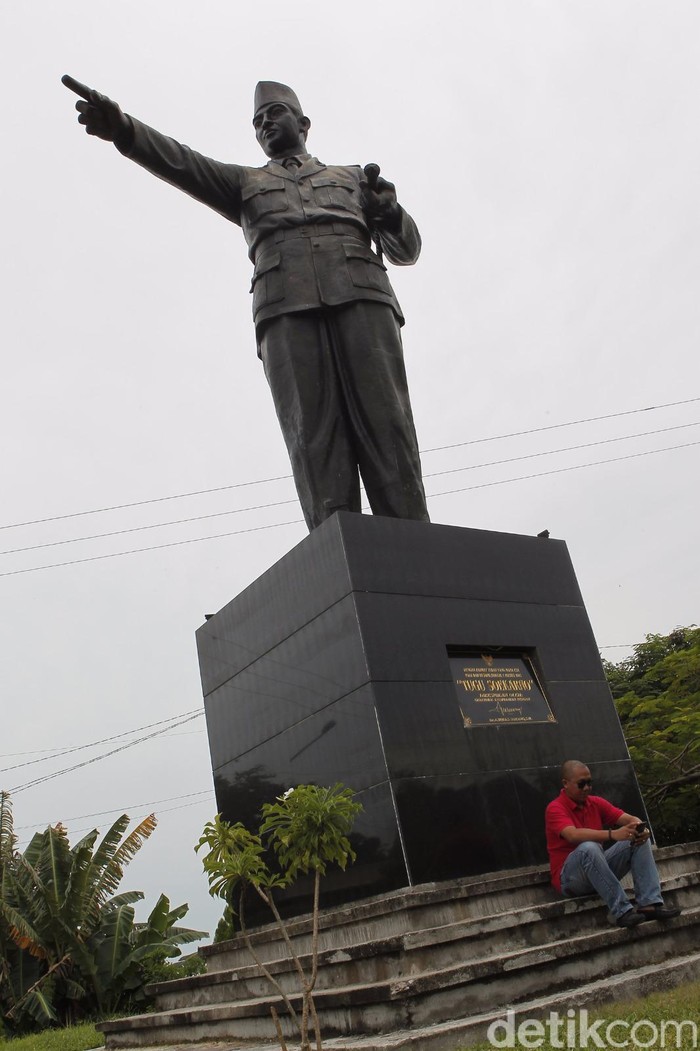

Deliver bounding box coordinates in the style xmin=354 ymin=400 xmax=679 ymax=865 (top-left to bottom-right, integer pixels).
xmin=254 ymin=222 xmax=371 ymax=258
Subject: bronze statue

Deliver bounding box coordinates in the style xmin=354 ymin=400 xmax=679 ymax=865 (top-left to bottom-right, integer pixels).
xmin=62 ymin=76 xmax=429 ymax=531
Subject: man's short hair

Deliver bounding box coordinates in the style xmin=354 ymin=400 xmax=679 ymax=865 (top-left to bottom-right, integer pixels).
xmin=560 ymin=759 xmax=588 ymax=781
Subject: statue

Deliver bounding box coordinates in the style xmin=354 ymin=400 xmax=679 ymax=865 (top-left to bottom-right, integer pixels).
xmin=62 ymin=76 xmax=429 ymax=531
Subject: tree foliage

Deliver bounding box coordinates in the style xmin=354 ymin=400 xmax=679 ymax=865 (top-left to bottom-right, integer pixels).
xmin=0 ymin=794 xmax=206 ymax=1034
xmin=196 ymin=783 xmax=362 ymax=1051
xmin=213 ymin=903 xmax=237 ymax=944
xmin=605 ymin=625 xmax=700 ymax=844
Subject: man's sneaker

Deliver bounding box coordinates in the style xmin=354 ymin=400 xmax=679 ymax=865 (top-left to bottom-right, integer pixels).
xmin=637 ymin=904 xmax=682 ymax=921
xmin=617 ymin=909 xmax=646 ymax=928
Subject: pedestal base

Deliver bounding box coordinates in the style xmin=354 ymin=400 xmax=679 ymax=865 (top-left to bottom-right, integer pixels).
xmin=197 ymin=513 xmax=643 ymax=914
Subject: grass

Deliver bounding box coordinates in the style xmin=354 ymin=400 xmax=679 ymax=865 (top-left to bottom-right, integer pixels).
xmin=461 ymin=979 xmax=700 ymax=1050
xmin=0 ymin=1023 xmax=102 ymax=1051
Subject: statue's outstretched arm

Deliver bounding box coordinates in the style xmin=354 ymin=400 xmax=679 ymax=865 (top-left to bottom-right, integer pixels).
xmin=62 ymin=75 xmax=241 ymax=224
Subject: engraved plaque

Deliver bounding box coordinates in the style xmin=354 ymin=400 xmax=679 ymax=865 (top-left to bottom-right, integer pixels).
xmin=450 ymin=652 xmax=556 ymax=727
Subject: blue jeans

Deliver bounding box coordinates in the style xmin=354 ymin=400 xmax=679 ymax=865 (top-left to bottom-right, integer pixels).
xmin=560 ymin=839 xmax=663 ymax=919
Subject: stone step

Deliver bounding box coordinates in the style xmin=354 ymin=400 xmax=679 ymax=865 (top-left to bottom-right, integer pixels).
xmin=98 ymin=846 xmax=700 ymax=1048
xmin=385 ymin=909 xmax=700 ymax=1032
xmin=149 ymin=873 xmax=696 ymax=1010
xmin=202 ymin=866 xmax=552 ymax=974
xmin=196 ymin=950 xmax=700 ymax=1051
xmin=202 ymin=841 xmax=700 ymax=974
xmin=100 ymin=902 xmax=700 ymax=1046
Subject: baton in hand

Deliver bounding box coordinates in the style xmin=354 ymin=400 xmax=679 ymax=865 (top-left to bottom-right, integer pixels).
xmin=362 ymin=164 xmax=384 ymax=261
xmin=363 ymin=163 xmax=381 ymax=192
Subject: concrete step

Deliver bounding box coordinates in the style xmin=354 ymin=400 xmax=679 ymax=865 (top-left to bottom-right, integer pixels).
xmin=386 ymin=908 xmax=700 ymax=1032
xmin=100 ymin=903 xmax=700 ymax=1046
xmin=97 ymin=844 xmax=700 ymax=1048
xmin=201 ymin=866 xmax=553 ymax=974
xmin=201 ymin=841 xmax=700 ymax=974
xmin=208 ymin=950 xmax=700 ymax=1051
xmin=148 ymin=872 xmax=697 ymax=1010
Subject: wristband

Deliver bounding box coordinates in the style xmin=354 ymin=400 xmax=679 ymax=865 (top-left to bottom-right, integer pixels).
xmin=608 ymin=829 xmax=612 ymax=841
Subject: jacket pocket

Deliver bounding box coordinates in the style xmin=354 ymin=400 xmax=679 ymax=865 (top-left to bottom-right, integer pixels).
xmin=251 ymin=251 xmax=285 ymax=312
xmin=343 ymin=243 xmax=390 ymax=292
xmin=309 ymin=174 xmax=357 ymax=211
xmin=242 ymin=178 xmax=288 ymax=222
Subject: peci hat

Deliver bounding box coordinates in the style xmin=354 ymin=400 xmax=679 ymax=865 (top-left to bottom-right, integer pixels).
xmin=254 ymin=81 xmax=303 ymax=117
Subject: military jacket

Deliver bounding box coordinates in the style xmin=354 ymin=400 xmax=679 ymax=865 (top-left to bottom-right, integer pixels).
xmin=119 ymin=119 xmax=421 ymax=329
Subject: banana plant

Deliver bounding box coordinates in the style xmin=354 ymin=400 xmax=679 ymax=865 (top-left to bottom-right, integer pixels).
xmin=0 ymin=792 xmax=206 ymax=1032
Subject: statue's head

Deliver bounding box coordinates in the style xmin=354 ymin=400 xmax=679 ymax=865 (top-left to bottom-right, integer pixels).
xmin=253 ymin=81 xmax=311 ymax=159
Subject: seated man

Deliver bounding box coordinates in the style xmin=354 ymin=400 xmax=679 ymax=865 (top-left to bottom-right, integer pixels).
xmin=545 ymin=759 xmax=681 ymax=928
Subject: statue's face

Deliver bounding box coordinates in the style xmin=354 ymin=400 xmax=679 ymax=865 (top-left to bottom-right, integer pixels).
xmin=253 ymin=102 xmax=307 ymax=158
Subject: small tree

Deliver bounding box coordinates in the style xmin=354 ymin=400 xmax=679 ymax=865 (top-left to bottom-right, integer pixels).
xmin=196 ymin=783 xmax=362 ymax=1051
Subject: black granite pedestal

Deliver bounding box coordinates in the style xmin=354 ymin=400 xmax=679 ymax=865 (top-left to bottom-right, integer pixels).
xmin=197 ymin=512 xmax=643 ymax=915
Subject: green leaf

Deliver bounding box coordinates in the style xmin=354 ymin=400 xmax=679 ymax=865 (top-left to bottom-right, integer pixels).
xmin=23 ymin=985 xmax=58 ymax=1024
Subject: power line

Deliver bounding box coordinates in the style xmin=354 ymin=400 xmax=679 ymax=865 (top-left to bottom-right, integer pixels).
xmin=15 ymin=788 xmax=215 ymax=832
xmin=1 ymin=421 xmax=697 ymax=559
xmin=0 ymin=475 xmax=295 ymax=533
xmin=428 ymin=440 xmax=700 ymax=501
xmin=0 ymin=746 xmax=77 ymax=759
xmin=0 ymin=498 xmax=297 ymax=556
xmin=0 ymin=709 xmax=203 ymax=775
xmin=0 ymin=727 xmax=206 ymax=759
xmin=1 ymin=440 xmax=697 ymax=578
xmin=8 ymin=711 xmax=204 ymax=794
xmin=426 ymin=420 xmax=699 ymax=481
xmin=420 ymin=396 xmax=700 ymax=454
xmin=1 ymin=396 xmax=696 ymax=533
xmin=0 ymin=518 xmax=305 ymax=578
xmin=64 ymin=796 xmax=217 ymax=840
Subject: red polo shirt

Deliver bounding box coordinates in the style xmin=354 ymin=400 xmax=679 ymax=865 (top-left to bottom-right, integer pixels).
xmin=545 ymin=790 xmax=623 ymax=891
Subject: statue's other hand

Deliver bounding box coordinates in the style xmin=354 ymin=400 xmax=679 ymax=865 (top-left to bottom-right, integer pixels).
xmin=62 ymin=74 xmax=130 ymax=143
xmin=360 ymin=163 xmax=401 ymax=232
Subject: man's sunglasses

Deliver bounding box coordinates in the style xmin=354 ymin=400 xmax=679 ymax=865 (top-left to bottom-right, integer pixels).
xmin=576 ymin=778 xmax=593 ymax=789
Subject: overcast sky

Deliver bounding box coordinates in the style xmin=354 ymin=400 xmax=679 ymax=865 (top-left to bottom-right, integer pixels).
xmin=2 ymin=0 xmax=698 ymax=940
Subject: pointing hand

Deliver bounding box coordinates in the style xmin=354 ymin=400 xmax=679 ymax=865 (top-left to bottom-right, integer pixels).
xmin=62 ymin=75 xmax=130 ymax=144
